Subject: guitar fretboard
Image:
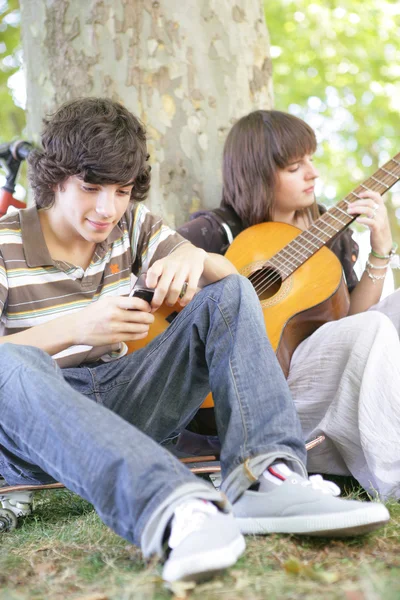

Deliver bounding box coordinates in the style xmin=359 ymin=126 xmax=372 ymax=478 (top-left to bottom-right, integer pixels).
xmin=267 ymin=153 xmax=400 ymax=279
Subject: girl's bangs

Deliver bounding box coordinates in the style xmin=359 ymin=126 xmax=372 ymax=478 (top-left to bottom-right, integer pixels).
xmin=273 ymin=117 xmax=317 ymax=168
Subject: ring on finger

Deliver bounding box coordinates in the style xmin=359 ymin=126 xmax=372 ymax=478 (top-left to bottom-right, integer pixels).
xmin=371 ymin=203 xmax=379 ymax=219
xmin=179 ymin=281 xmax=188 ymax=299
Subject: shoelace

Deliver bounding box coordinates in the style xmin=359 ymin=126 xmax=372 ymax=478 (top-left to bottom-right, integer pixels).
xmin=302 ymin=474 xmax=341 ymax=496
xmin=168 ymin=499 xmax=218 ymax=550
xmin=268 ymin=463 xmax=341 ymax=497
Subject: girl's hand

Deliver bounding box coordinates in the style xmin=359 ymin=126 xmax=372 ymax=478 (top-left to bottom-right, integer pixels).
xmin=347 ymin=190 xmax=393 ymax=256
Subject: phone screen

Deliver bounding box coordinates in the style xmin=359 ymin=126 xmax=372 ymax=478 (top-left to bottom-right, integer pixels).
xmin=129 ymin=288 xmax=154 ymax=304
xmin=129 ymin=273 xmax=155 ymax=305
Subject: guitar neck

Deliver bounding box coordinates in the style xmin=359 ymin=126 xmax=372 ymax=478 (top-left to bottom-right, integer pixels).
xmin=269 ymin=152 xmax=400 ymax=278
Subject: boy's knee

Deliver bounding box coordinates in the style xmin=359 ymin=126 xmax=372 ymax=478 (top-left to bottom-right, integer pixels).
xmin=211 ymin=275 xmax=260 ymax=318
xmin=0 ymin=343 xmax=52 ymax=369
xmin=218 ymin=273 xmax=256 ymax=299
xmin=193 ymin=274 xmax=260 ymax=322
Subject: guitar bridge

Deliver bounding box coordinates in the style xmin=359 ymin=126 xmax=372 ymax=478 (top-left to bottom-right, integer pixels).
xmin=165 ymin=311 xmax=179 ymax=324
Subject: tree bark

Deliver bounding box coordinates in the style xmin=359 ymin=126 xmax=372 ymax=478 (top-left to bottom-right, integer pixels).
xmin=20 ymin=0 xmax=272 ymax=224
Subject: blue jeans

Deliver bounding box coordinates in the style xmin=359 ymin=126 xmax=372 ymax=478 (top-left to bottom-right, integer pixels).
xmin=0 ymin=274 xmax=306 ymax=554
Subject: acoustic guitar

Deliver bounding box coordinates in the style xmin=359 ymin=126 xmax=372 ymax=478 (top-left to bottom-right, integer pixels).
xmin=128 ymin=152 xmax=400 ymax=404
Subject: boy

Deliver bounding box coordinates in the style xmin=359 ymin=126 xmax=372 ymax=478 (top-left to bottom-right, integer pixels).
xmin=0 ymin=98 xmax=390 ymax=584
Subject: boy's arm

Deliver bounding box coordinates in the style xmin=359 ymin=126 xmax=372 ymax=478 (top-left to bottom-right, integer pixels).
xmin=202 ymin=251 xmax=238 ymax=285
xmin=0 ymin=313 xmax=76 ymax=354
xmin=0 ymin=243 xmax=234 ymax=352
xmin=0 ymin=295 xmax=155 ymax=354
xmin=145 ymin=242 xmax=237 ymax=311
xmin=131 ymin=204 xmax=237 ymax=311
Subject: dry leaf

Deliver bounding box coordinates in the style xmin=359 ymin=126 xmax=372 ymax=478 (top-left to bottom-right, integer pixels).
xmin=74 ymin=594 xmax=109 ymax=600
xmin=345 ymin=592 xmax=366 ymax=600
xmin=166 ymin=579 xmax=196 ymax=599
xmin=34 ymin=561 xmax=58 ymax=578
xmin=230 ymin=569 xmax=253 ymax=590
xmin=284 ymin=557 xmax=339 ymax=583
xmin=284 ymin=557 xmax=302 ymax=575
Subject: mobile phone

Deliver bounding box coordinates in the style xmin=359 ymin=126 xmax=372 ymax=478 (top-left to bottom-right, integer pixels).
xmin=129 ymin=274 xmax=155 ymax=306
xmin=129 ymin=287 xmax=154 ymax=304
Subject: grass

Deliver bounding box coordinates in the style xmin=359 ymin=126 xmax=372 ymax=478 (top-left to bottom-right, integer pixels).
xmin=0 ymin=481 xmax=399 ymax=600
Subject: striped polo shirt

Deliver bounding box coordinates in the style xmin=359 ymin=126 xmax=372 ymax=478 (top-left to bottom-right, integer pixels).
xmin=0 ymin=203 xmax=187 ymax=367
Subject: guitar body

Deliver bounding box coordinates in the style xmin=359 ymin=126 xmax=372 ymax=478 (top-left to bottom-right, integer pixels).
xmin=225 ymin=222 xmax=350 ymax=377
xmin=127 ymin=221 xmax=350 ymax=406
xmin=127 ymin=154 xmax=400 ymax=404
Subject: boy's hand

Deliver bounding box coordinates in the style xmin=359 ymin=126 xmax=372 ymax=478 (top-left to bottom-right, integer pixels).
xmin=74 ymin=296 xmax=155 ymax=346
xmin=145 ymin=244 xmax=207 ymax=310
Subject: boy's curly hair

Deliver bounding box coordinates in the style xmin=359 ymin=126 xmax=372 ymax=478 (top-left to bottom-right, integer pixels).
xmin=28 ymin=97 xmax=151 ymax=207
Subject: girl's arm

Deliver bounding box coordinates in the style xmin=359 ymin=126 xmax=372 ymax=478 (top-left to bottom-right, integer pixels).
xmin=347 ymin=190 xmax=394 ymax=314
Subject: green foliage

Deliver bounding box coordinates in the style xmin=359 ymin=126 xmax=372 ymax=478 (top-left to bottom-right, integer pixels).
xmin=0 ymin=0 xmax=25 ymax=143
xmin=264 ymin=0 xmax=400 ymax=204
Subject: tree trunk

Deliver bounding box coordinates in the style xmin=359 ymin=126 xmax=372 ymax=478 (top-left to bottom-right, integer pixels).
xmin=20 ymin=0 xmax=272 ymax=225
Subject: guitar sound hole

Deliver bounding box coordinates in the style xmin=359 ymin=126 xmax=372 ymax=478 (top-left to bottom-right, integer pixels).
xmin=248 ymin=267 xmax=282 ymax=301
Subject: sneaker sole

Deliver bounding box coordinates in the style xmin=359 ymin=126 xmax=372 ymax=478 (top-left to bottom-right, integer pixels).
xmin=236 ymin=504 xmax=390 ymax=537
xmin=162 ymin=534 xmax=246 ymax=583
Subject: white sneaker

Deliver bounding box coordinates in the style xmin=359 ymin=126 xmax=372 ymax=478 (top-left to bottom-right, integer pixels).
xmin=233 ymin=470 xmax=390 ymax=537
xmin=162 ymin=499 xmax=245 ymax=583
xmin=0 ymin=485 xmax=33 ymax=519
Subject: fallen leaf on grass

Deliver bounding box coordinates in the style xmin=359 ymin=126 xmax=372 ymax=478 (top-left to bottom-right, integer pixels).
xmin=167 ymin=580 xmax=196 ymax=599
xmin=34 ymin=561 xmax=58 ymax=578
xmin=33 ymin=545 xmax=55 ymax=553
xmin=230 ymin=570 xmax=254 ymax=591
xmin=74 ymin=595 xmax=109 ymax=600
xmin=284 ymin=557 xmax=339 ymax=583
xmin=345 ymin=591 xmax=365 ymax=600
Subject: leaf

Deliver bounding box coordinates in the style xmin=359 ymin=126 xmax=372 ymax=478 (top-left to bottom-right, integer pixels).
xmin=74 ymin=595 xmax=110 ymax=600
xmin=284 ymin=557 xmax=302 ymax=575
xmin=283 ymin=556 xmax=339 ymax=583
xmin=33 ymin=561 xmax=58 ymax=578
xmin=230 ymin=569 xmax=254 ymax=590
xmin=345 ymin=591 xmax=366 ymax=600
xmin=166 ymin=579 xmax=197 ymax=599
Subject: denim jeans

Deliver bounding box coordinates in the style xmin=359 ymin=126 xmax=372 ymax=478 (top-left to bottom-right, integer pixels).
xmin=0 ymin=274 xmax=306 ymax=554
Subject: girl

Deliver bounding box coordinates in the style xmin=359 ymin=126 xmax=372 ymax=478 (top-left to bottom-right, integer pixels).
xmin=178 ymin=110 xmax=400 ymax=501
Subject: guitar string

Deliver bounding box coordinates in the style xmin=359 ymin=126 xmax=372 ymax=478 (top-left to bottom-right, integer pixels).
xmin=249 ymin=199 xmax=364 ymax=294
xmin=250 ymin=168 xmax=398 ymax=297
xmin=247 ymin=164 xmax=400 ymax=298
xmin=250 ymin=207 xmax=354 ymax=296
xmin=249 ymin=200 xmax=356 ymax=291
xmin=248 ymin=189 xmax=373 ymax=292
xmin=250 ymin=155 xmax=400 ymax=292
xmin=250 ymin=159 xmax=400 ymax=294
xmin=249 ymin=166 xmax=400 ymax=297
xmin=251 ymin=196 xmax=378 ymax=297
xmin=249 ymin=156 xmax=400 ymax=292
xmin=249 ymin=210 xmax=346 ymax=288
xmin=250 ymin=162 xmax=400 ymax=293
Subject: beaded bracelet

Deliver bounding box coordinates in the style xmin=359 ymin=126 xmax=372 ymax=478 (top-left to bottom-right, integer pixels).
xmin=370 ymin=243 xmax=398 ymax=260
xmin=365 ymin=268 xmax=387 ymax=284
xmin=366 ymin=258 xmax=389 ymax=270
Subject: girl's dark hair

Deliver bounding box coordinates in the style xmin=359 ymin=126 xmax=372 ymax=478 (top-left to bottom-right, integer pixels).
xmin=222 ymin=110 xmax=318 ymax=227
xmin=28 ymin=97 xmax=151 ymax=208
